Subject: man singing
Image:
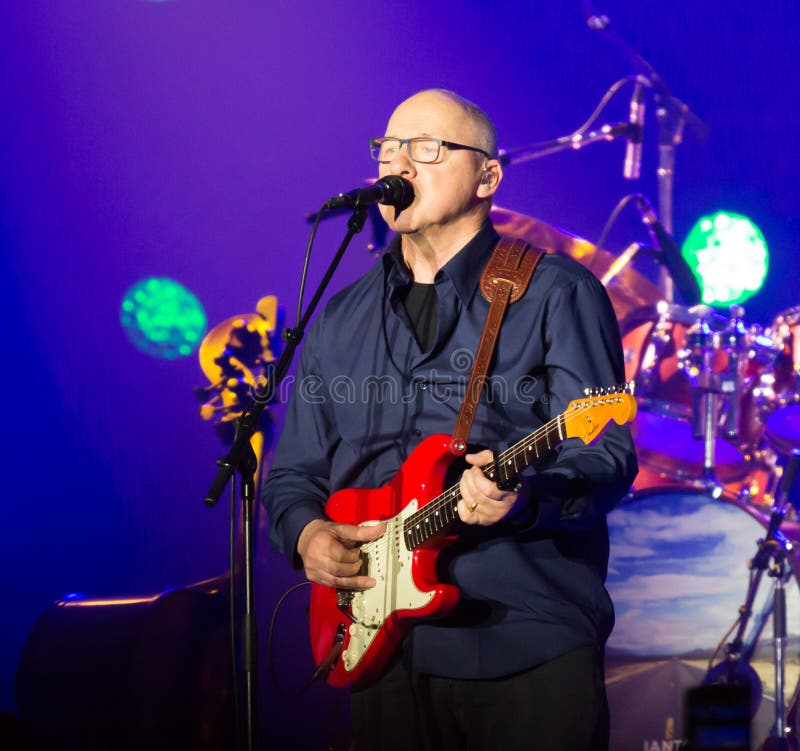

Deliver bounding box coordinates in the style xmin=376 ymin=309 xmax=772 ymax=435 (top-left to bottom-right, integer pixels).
xmin=263 ymin=88 xmax=637 ymax=751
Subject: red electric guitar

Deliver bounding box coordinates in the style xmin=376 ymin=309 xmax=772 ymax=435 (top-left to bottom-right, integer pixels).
xmin=309 ymin=385 xmax=637 ymax=688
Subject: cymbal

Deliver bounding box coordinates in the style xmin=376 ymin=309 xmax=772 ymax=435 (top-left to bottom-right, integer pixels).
xmin=490 ymin=205 xmax=663 ymax=321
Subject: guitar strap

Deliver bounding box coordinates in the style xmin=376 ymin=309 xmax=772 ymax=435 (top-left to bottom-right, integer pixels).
xmin=449 ymin=237 xmax=544 ymax=455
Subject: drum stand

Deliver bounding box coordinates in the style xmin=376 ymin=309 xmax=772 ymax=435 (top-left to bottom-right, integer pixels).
xmin=688 ymin=307 xmax=747 ymax=486
xmin=704 ymin=453 xmax=800 ymax=750
xmin=765 ymin=544 xmax=794 ymax=750
xmin=685 ymin=316 xmax=724 ymax=485
xmin=700 ymin=386 xmax=720 ymax=483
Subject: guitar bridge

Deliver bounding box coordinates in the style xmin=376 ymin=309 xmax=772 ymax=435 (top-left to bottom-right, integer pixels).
xmin=335 ymin=546 xmax=370 ymax=620
xmin=337 ymin=588 xmax=355 ymax=615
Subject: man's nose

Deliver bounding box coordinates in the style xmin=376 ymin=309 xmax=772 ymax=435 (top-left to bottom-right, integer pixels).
xmin=386 ymin=144 xmax=417 ymax=177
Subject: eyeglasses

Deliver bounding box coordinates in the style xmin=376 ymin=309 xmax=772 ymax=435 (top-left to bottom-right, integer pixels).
xmin=369 ymin=137 xmax=490 ymax=164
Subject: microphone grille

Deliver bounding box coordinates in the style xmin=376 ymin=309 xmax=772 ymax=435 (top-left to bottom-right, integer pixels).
xmin=378 ymin=175 xmax=414 ymax=210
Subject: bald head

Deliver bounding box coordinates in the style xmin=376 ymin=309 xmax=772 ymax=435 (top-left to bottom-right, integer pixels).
xmin=377 ymin=88 xmax=503 ymax=247
xmin=391 ymin=89 xmax=498 ymax=160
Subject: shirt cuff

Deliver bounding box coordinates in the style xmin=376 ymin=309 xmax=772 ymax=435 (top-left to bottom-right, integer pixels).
xmin=280 ymin=503 xmax=328 ymax=570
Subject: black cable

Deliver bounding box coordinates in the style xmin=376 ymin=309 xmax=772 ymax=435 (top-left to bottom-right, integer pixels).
xmin=267 ymin=580 xmax=320 ymax=699
xmin=499 ymin=75 xmax=640 ymax=165
xmin=593 ymin=192 xmax=642 ymax=251
xmin=261 ymin=204 xmax=363 ymax=706
xmin=568 ymin=75 xmax=641 ymax=139
xmin=296 ymin=206 xmax=328 ymax=327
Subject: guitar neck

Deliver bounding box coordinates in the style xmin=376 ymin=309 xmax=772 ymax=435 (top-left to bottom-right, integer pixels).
xmin=403 ymin=413 xmax=566 ymax=550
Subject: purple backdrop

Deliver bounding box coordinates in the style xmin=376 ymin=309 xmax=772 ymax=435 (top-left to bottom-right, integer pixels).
xmin=2 ymin=0 xmax=798 ymax=744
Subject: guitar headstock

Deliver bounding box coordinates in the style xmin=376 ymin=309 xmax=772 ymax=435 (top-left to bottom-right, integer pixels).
xmin=563 ymin=382 xmax=637 ymax=444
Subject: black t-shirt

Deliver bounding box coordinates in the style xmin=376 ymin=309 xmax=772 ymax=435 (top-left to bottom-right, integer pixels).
xmin=403 ymin=281 xmax=438 ymax=353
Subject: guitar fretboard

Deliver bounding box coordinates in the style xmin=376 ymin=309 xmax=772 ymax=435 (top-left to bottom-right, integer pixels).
xmin=402 ymin=414 xmax=565 ymax=550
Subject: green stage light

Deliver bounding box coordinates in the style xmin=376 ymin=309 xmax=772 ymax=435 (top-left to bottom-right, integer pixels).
xmin=120 ymin=277 xmax=207 ymax=359
xmin=681 ymin=211 xmax=768 ymax=306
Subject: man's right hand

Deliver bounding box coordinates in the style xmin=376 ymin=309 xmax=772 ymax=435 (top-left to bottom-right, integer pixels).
xmin=297 ymin=518 xmax=386 ymax=590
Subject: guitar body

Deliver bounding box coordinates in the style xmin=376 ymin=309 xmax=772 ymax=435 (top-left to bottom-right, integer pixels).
xmin=307 ymin=388 xmax=637 ymax=688
xmin=309 ymin=434 xmax=461 ymax=688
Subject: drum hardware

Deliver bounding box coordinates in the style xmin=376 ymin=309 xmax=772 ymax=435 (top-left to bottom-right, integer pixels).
xmin=704 ymin=451 xmax=800 ymax=750
xmin=630 ymin=300 xmax=682 ymax=400
xmin=761 ymin=308 xmax=800 ymax=456
xmin=681 ymin=315 xmax=720 ymax=481
xmin=678 ymin=306 xmax=751 ymax=483
xmin=721 ymin=308 xmax=749 ymax=442
xmin=624 ymin=300 xmax=779 ymax=489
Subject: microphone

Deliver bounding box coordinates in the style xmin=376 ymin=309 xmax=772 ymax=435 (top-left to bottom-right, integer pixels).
xmin=624 ymin=80 xmax=645 ymax=180
xmin=324 ymin=175 xmax=414 ymax=211
xmin=635 ymin=196 xmax=701 ymax=304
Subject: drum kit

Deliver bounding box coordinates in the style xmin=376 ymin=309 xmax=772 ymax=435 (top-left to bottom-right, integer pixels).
xmin=492 ymin=204 xmax=800 ymax=749
xmin=491 ymin=203 xmax=800 ymax=507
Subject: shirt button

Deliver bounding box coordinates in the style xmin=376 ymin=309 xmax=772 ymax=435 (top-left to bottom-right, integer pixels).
xmin=413 ymin=429 xmax=423 ymax=437
xmin=419 ymin=382 xmax=427 ymax=391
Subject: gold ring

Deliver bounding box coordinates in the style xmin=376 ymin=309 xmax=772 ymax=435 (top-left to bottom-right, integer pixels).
xmin=469 ymin=502 xmax=478 ymax=513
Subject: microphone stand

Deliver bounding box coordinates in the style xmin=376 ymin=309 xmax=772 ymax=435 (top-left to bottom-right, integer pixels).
xmin=652 ymin=95 xmax=687 ymax=303
xmin=584 ymin=3 xmax=709 ymax=301
xmin=203 ymin=204 xmax=370 ymax=751
xmin=498 ymin=121 xmax=633 ymax=167
xmin=304 ymin=203 xmax=390 ymax=256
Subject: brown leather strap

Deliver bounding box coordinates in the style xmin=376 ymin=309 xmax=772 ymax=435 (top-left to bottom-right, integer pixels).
xmin=450 ymin=238 xmax=544 ymax=455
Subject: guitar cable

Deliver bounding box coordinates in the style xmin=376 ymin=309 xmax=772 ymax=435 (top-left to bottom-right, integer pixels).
xmin=267 ymin=580 xmax=332 ymax=698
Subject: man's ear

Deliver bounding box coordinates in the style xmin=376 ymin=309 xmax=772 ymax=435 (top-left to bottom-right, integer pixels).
xmin=477 ymin=160 xmax=502 ymax=197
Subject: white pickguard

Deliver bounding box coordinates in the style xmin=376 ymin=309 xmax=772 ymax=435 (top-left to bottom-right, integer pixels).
xmin=340 ymin=499 xmax=435 ymax=673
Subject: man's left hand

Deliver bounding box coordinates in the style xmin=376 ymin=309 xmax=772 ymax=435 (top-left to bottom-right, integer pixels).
xmin=457 ymin=449 xmax=519 ymax=526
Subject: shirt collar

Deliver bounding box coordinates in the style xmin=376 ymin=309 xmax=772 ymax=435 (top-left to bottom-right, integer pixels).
xmin=382 ymin=219 xmax=499 ymax=305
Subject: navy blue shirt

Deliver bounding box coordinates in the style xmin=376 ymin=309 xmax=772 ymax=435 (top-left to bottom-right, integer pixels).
xmin=262 ymin=220 xmax=638 ymax=679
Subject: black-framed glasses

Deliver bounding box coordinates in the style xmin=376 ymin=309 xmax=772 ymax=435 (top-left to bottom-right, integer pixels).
xmin=369 ymin=137 xmax=490 ymax=164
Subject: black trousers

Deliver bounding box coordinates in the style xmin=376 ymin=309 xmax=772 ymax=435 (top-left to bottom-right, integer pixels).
xmin=350 ymin=645 xmax=608 ymax=751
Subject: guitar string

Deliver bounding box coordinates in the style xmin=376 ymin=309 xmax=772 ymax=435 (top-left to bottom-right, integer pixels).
xmin=357 ymin=403 xmax=577 ymax=568
xmin=358 ymin=397 xmax=630 ymax=563
xmin=359 ymin=397 xmax=628 ymax=563
xmin=401 ymin=415 xmax=564 ymax=540
xmin=404 ymin=397 xmax=626 ymax=538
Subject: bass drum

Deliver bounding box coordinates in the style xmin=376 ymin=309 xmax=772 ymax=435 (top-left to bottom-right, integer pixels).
xmin=605 ymin=488 xmax=800 ymax=751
